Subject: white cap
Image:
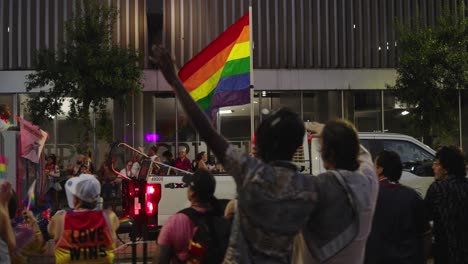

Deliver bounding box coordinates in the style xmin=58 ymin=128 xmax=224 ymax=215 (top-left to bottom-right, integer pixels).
xmin=65 ymin=174 xmax=101 ymax=208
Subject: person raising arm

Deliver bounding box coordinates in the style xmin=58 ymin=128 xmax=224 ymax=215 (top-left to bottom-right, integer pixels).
xmin=150 ymin=46 xmax=319 ymax=264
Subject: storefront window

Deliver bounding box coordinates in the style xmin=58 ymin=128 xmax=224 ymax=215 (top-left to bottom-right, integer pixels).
xmin=154 ymin=94 xmax=177 ymax=142
xmin=256 ymin=91 xmax=302 ymax=124
xmin=383 ymin=92 xmax=413 ymax=135
xmin=219 ymin=103 xmax=254 ymax=141
xmin=270 ymin=91 xmax=301 ymax=114
xmin=303 ymin=91 xmax=342 ymax=122
xmin=343 ymin=90 xmax=382 ymax=132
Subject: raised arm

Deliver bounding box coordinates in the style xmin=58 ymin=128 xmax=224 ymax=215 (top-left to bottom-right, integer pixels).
xmin=0 ymin=181 xmax=15 ymax=253
xmin=305 ymin=121 xmax=375 ymax=174
xmin=149 ymin=46 xmax=229 ymax=163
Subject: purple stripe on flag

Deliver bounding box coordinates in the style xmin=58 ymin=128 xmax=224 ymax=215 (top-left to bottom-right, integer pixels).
xmin=210 ymin=87 xmax=250 ymax=110
xmin=214 ymin=73 xmax=250 ymax=94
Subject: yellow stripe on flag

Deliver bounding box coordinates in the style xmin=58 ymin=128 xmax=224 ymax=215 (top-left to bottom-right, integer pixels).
xmin=182 ymin=43 xmax=234 ymax=91
xmin=227 ymin=41 xmax=250 ymax=61
xmin=189 ymin=67 xmax=224 ymax=101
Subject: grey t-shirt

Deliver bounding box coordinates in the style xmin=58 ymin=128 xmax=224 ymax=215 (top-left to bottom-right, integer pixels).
xmin=222 ymin=145 xmax=319 ymax=264
xmin=293 ymin=146 xmax=378 ymax=264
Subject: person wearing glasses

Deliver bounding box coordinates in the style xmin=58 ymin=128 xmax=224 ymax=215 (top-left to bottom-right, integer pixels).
xmin=425 ymin=146 xmax=468 ymax=264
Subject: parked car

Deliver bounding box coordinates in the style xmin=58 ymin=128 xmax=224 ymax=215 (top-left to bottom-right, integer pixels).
xmin=358 ymin=132 xmax=435 ymax=197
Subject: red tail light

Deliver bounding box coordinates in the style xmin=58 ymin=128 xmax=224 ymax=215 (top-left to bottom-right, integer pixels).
xmin=146 ymin=201 xmax=154 ymax=214
xmin=145 ymin=184 xmax=161 ymax=215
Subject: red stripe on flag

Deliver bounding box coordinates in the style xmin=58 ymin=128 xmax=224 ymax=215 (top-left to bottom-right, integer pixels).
xmin=178 ymin=12 xmax=249 ymax=82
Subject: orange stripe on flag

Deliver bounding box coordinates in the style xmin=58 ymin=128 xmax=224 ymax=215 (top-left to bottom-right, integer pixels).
xmin=237 ymin=26 xmax=249 ymax=43
xmin=178 ymin=12 xmax=249 ymax=82
xmin=183 ymin=43 xmax=234 ymax=92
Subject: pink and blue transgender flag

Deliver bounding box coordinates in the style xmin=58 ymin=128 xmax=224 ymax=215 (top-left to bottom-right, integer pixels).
xmin=178 ymin=12 xmax=250 ymax=116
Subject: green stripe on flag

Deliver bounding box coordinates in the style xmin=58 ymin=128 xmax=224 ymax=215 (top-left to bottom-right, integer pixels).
xmin=196 ymin=89 xmax=216 ymax=110
xmin=220 ymin=57 xmax=250 ymax=78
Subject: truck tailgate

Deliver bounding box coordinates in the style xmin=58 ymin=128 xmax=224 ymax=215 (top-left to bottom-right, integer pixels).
xmin=157 ymin=174 xmax=236 ymax=225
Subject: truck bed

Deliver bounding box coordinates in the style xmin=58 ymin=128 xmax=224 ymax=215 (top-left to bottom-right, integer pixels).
xmin=154 ymin=174 xmax=237 ymax=225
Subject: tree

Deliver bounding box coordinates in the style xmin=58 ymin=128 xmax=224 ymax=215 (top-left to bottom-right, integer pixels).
xmin=26 ymin=0 xmax=142 ymax=153
xmin=389 ymin=5 xmax=468 ymax=147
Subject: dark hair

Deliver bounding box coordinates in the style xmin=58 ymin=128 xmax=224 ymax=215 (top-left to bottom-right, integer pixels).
xmin=185 ymin=170 xmax=216 ymax=203
xmin=255 ymin=108 xmax=305 ymax=163
xmin=207 ymin=155 xmax=216 ymax=165
xmin=162 ymin=150 xmax=173 ymax=159
xmin=321 ymin=119 xmax=360 ymax=171
xmin=435 ymin=145 xmax=466 ymax=177
xmin=195 ymin=151 xmax=206 ymax=162
xmin=375 ymin=150 xmax=403 ymax=182
xmin=47 ymin=154 xmax=57 ymax=164
xmin=8 ymin=190 xmax=17 ymax=219
xmin=76 ymin=164 xmax=88 ymax=176
xmin=79 ymin=200 xmax=97 ymax=209
xmin=150 ymin=145 xmax=159 ymax=153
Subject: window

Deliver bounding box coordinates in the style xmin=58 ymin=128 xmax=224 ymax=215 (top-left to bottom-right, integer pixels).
xmin=383 ymin=92 xmax=413 ymax=135
xmin=382 ymin=140 xmax=434 ymax=164
xmin=343 ymin=91 xmax=381 ymax=132
xmin=303 ymin=91 xmax=342 ymax=123
xmin=359 ymin=139 xmax=371 ymax=155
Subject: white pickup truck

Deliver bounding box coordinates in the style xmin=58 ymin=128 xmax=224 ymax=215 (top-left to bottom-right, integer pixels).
xmin=154 ymin=132 xmax=436 ymax=226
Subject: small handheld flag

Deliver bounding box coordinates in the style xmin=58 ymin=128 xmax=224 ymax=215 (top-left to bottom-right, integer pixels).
xmin=26 ymin=180 xmax=36 ymax=210
xmin=0 ymin=156 xmax=7 ymax=180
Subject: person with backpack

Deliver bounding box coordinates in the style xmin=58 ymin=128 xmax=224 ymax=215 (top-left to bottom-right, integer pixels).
xmin=154 ymin=170 xmax=230 ymax=264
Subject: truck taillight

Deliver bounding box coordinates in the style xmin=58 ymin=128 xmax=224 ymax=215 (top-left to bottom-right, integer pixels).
xmin=145 ymin=184 xmax=161 ymax=215
xmin=146 ymin=201 xmax=154 ymax=214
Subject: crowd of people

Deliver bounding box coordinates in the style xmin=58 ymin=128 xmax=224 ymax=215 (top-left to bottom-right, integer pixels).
xmin=149 ymin=47 xmax=468 ymax=264
xmin=0 ymin=48 xmax=468 ymax=264
xmin=41 ymin=143 xmax=219 ymax=213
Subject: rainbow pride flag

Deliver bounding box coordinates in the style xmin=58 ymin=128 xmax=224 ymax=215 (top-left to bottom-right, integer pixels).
xmin=178 ymin=12 xmax=251 ymax=115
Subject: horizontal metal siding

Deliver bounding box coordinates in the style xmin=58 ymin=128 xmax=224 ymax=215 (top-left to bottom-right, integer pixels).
xmin=163 ymin=0 xmax=463 ymax=69
xmin=0 ymin=0 xmax=147 ymax=70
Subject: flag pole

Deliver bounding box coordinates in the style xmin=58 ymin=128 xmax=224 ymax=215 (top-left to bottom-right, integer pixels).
xmin=249 ymin=3 xmax=255 ymax=150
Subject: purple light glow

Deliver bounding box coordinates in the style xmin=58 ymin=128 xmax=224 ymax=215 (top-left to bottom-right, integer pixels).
xmin=145 ymin=133 xmax=160 ymax=142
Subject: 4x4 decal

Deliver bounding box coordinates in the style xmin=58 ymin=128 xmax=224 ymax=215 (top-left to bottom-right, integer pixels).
xmin=164 ymin=183 xmax=186 ymax=189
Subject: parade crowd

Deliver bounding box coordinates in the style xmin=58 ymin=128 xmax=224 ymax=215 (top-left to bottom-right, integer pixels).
xmin=0 ymin=49 xmax=467 ymax=264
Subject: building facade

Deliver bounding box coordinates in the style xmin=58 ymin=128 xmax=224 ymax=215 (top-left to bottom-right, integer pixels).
xmin=1 ymin=0 xmax=467 ymax=165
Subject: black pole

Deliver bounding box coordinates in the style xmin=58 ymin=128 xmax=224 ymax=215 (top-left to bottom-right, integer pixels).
xmin=143 ymin=224 xmax=148 ymax=264
xmin=131 ymin=224 xmax=137 ymax=264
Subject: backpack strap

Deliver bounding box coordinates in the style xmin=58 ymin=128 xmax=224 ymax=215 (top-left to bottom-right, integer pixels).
xmin=179 ymin=207 xmax=220 ymax=243
xmin=329 ymin=170 xmax=357 ymax=214
xmin=315 ymin=170 xmax=359 ymax=259
xmin=179 ymin=207 xmax=203 ymax=225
